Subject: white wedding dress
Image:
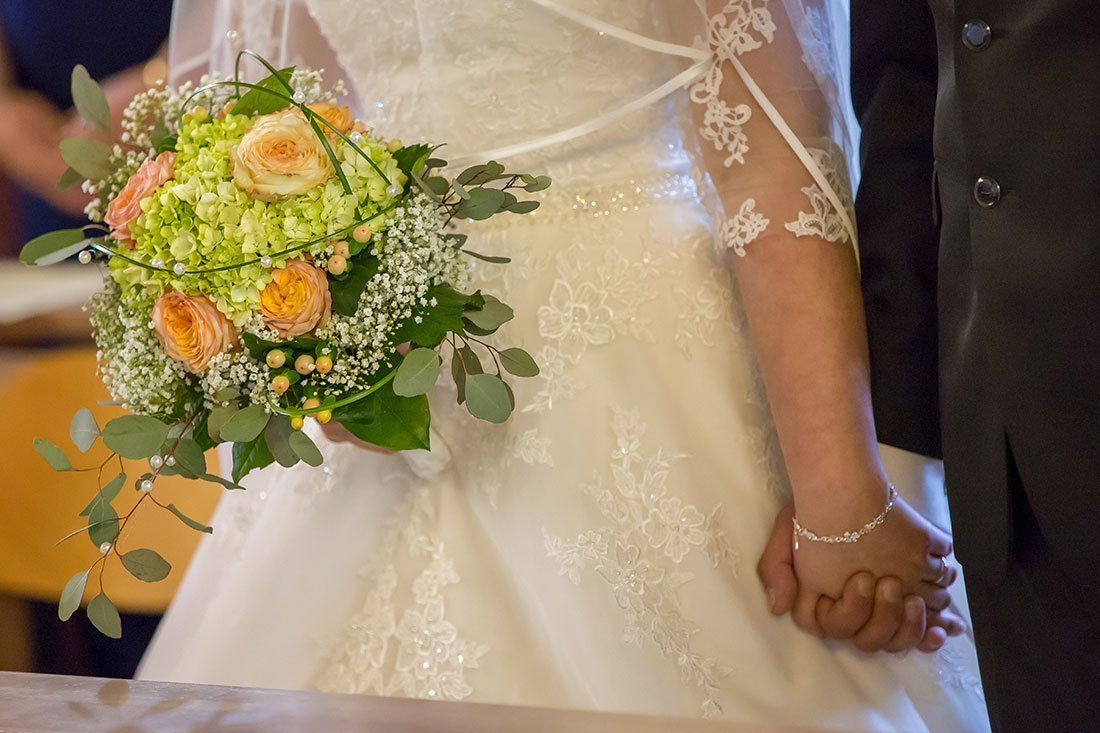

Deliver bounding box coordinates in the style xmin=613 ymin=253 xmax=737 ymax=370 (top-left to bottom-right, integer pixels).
xmin=141 ymin=1 xmax=990 ymax=730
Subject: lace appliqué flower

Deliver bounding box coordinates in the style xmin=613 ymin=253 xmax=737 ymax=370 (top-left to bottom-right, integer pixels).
xmin=543 ymin=405 xmax=736 ymax=717
xmin=784 ymin=147 xmax=854 ymax=244
xmin=720 ymin=198 xmax=769 ymax=256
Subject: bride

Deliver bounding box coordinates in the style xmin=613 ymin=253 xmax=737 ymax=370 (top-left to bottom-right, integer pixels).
xmin=141 ymin=1 xmax=989 ymax=729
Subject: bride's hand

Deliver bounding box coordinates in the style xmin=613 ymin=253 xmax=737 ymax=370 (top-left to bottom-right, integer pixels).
xmin=790 ymin=489 xmax=956 ymax=627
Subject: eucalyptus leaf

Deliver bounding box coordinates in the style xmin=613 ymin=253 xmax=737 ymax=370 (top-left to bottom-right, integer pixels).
xmin=455 ymin=187 xmax=508 ymax=221
xmin=19 ymin=228 xmax=86 ymax=266
xmin=102 ymin=415 xmax=171 ymax=459
xmin=289 ymin=431 xmax=324 ymax=467
xmin=173 ymin=438 xmax=207 ymax=476
xmin=87 ymin=593 xmax=122 ymax=639
xmin=231 ymin=433 xmax=275 ymax=484
xmin=120 ymin=548 xmax=171 ymax=583
xmin=206 ymin=404 xmax=239 ymax=441
xmin=505 ymin=200 xmax=540 ymax=214
xmin=219 ymin=404 xmax=271 ymax=443
xmin=464 ymin=296 xmax=514 ymax=332
xmin=524 ymin=175 xmax=552 ymax=192
xmin=58 ymin=571 xmax=89 ymax=622
xmin=34 ymin=438 xmax=72 ymax=471
xmin=423 ymin=176 xmax=449 ymax=196
xmin=60 ymin=137 xmax=112 ymax=180
xmin=69 ymin=408 xmax=100 ymax=453
xmin=464 ymin=374 xmax=513 ymax=424
xmin=451 ymin=351 xmax=467 ymax=404
xmin=499 ymin=348 xmax=540 ymax=377
xmin=198 ymin=473 xmax=245 ymax=491
xmin=57 ymin=166 xmax=85 ymax=192
xmin=264 ymin=416 xmax=299 ymax=468
xmin=79 ymin=472 xmax=126 ymax=517
xmin=451 ymin=179 xmax=471 ymax=200
xmin=462 ymin=250 xmax=511 ymax=264
xmin=71 ymin=64 xmax=110 ymax=136
xmin=88 ymin=501 xmax=119 ymax=548
xmin=166 ymin=503 xmax=214 ymax=534
xmin=393 ymin=348 xmax=441 ymax=397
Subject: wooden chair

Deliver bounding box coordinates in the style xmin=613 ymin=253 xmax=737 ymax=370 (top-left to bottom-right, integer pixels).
xmin=0 ymin=347 xmax=220 ymax=669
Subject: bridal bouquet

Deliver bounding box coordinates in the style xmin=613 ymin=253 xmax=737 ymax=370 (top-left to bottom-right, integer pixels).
xmin=22 ymin=55 xmax=548 ymax=637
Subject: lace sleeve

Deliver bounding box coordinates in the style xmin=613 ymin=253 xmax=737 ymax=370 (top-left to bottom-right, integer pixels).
xmin=682 ymin=0 xmax=859 ymax=260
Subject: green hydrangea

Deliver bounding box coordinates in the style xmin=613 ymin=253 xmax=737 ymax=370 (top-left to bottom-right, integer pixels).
xmin=113 ymin=112 xmax=406 ymax=325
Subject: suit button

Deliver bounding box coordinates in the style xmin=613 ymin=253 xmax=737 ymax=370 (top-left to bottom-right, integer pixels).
xmin=973 ymin=177 xmax=1001 ymax=207
xmin=962 ymin=20 xmax=992 ymax=50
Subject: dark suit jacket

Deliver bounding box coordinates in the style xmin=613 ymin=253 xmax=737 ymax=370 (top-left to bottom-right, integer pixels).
xmin=854 ymin=0 xmax=1100 ymax=593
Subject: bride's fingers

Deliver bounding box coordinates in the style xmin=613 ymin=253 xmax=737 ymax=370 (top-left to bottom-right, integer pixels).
xmin=792 ymin=590 xmax=825 ymax=638
xmin=757 ymin=503 xmax=798 ymax=615
xmin=926 ymin=529 xmax=953 ymax=559
xmin=816 ymin=572 xmax=875 ymax=640
xmin=885 ymin=596 xmax=927 ymax=653
xmin=850 ymin=578 xmax=905 ymax=653
xmin=917 ymin=624 xmax=948 ymax=653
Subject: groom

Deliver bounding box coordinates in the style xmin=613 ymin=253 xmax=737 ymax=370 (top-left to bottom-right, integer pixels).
xmin=835 ymin=2 xmax=1099 ymax=730
xmin=764 ymin=2 xmax=1100 ymax=730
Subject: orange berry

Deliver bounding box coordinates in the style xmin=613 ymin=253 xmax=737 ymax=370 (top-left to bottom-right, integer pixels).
xmin=290 ymin=416 xmax=305 ymax=430
xmin=271 ymin=375 xmax=290 ymax=393
xmin=315 ymin=355 xmax=333 ymax=374
xmin=266 ymin=350 xmax=286 ymax=368
xmin=302 ymin=398 xmax=321 ymax=411
xmin=327 ymin=255 xmax=347 ymax=275
xmin=352 ymin=225 xmax=372 ymax=243
xmin=295 ymin=354 xmax=315 ymax=375
xmin=316 ymin=410 xmax=332 ymax=424
xmin=333 ymin=241 xmax=351 ymax=258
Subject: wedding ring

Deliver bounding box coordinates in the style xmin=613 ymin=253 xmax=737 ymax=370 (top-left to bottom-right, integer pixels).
xmin=935 ymin=556 xmax=950 ymax=586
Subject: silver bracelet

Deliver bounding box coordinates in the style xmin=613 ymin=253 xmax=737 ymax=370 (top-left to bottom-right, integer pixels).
xmin=792 ymin=484 xmax=897 ymax=550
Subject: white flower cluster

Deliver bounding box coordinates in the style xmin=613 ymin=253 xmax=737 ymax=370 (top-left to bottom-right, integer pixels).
xmin=89 ymin=278 xmax=195 ymax=417
xmin=199 ymin=348 xmax=271 ymax=410
xmin=288 ymin=68 xmax=346 ymax=105
xmin=311 ymin=193 xmax=468 ymax=397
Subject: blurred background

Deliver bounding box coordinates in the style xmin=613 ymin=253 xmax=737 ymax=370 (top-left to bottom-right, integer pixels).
xmin=0 ymin=0 xmax=219 ymax=680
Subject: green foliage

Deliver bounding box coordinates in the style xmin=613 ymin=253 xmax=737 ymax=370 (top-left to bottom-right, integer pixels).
xmin=206 ymin=404 xmax=238 ymax=441
xmin=60 ymin=137 xmax=112 ymax=180
xmin=88 ymin=500 xmax=119 ymax=548
xmin=87 ymin=593 xmax=122 ymax=639
xmin=219 ymin=404 xmax=271 ymax=443
xmin=120 ymin=548 xmax=171 ymax=583
xmin=231 ymin=432 xmax=275 ymax=484
xmin=264 ymin=416 xmax=299 ymax=468
xmin=394 ymin=285 xmax=479 ymax=348
xmin=462 ymin=250 xmax=511 ymax=264
xmin=231 ymin=66 xmax=295 ymax=116
xmin=173 ymin=438 xmax=208 ymax=476
xmin=58 ymin=571 xmax=89 ymax=622
xmin=80 ymin=472 xmax=126 ymax=517
xmin=329 ymin=252 xmax=380 ymax=317
xmin=165 ymin=503 xmax=214 ymax=534
xmin=20 ymin=228 xmax=87 ymax=266
xmin=463 ymin=294 xmax=514 ymax=333
xmin=197 ymin=473 xmax=245 ymax=491
xmin=69 ymin=408 xmax=100 ymax=453
xmin=393 ymin=348 xmax=441 ymax=397
xmin=34 ymin=438 xmax=72 ymax=471
xmin=455 ymin=187 xmax=508 ymax=221
xmin=71 ymin=64 xmax=110 ymax=136
xmin=464 ymin=373 xmax=513 ymax=424
xmin=101 ymin=415 xmax=171 ymax=459
xmin=335 ymin=382 xmax=430 ymax=451
xmin=289 ymin=431 xmax=324 ymax=467
xmin=499 ymin=348 xmax=540 ymax=377
xmin=56 ymin=167 xmax=85 ymax=192
xmin=391 ymin=143 xmax=434 ymax=181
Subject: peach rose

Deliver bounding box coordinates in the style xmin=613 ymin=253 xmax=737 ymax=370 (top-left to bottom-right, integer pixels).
xmin=104 ymin=151 xmax=175 ymax=244
xmin=151 ymin=291 xmax=237 ymax=374
xmin=231 ymin=109 xmax=334 ymax=201
xmin=299 ymin=103 xmax=355 ymax=138
xmin=259 ymin=259 xmax=332 ymax=338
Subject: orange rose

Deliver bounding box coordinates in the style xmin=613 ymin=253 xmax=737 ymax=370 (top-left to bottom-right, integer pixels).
xmin=259 ymin=259 xmax=332 ymax=338
xmin=231 ymin=109 xmax=334 ymax=201
xmin=104 ymin=151 xmax=175 ymax=244
xmin=151 ymin=291 xmax=237 ymax=373
xmin=300 ymin=103 xmax=354 ymax=137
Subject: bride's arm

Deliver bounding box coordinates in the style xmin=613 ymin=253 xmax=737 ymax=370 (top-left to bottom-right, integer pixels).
xmin=682 ymin=1 xmax=955 ymax=639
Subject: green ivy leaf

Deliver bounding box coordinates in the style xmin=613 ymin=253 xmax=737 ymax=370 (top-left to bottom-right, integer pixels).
xmin=463 ymin=295 xmax=514 ymax=332
xmin=20 ymin=228 xmax=86 ymax=266
xmin=34 ymin=438 xmax=73 ymax=471
xmin=231 ymin=66 xmax=295 ymax=116
xmin=87 ymin=593 xmax=122 ymax=639
xmin=465 ymin=374 xmax=513 ymax=424
xmin=70 ymin=64 xmax=110 ymax=136
xmin=88 ymin=501 xmax=119 ymax=548
xmin=454 ymin=187 xmax=508 ymax=221
xmin=79 ymin=472 xmax=126 ymax=517
xmin=219 ymin=404 xmax=271 ymax=443
xmin=499 ymin=348 xmax=540 ymax=377
xmin=391 ymin=143 xmax=433 ymax=180
xmin=393 ymin=348 xmax=441 ymax=397
xmin=231 ymin=433 xmax=275 ymax=484
xmin=288 ymin=430 xmax=324 ymax=467
xmin=59 ymin=137 xmax=112 ymax=180
xmin=206 ymin=404 xmax=239 ymax=442
xmin=165 ymin=503 xmax=214 ymax=534
xmin=335 ymin=382 xmax=430 ymax=451
xmin=69 ymin=408 xmax=100 ymax=453
xmin=120 ymin=548 xmax=171 ymax=583
xmin=264 ymin=416 xmax=299 ymax=468
xmin=173 ymin=438 xmax=207 ymax=476
xmin=101 ymin=415 xmax=171 ymax=459
xmin=58 ymin=570 xmax=89 ymax=622
xmin=329 ymin=252 xmax=380 ymax=317
xmin=57 ymin=166 xmax=85 ymax=192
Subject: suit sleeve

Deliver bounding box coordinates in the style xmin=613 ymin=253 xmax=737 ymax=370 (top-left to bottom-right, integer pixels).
xmin=852 ymin=0 xmax=943 ymax=459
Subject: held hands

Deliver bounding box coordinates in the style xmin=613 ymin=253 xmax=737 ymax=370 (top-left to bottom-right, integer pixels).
xmin=758 ymin=502 xmax=966 ymax=653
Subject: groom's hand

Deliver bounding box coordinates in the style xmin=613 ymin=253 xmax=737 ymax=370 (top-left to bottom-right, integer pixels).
xmin=758 ymin=503 xmax=962 ymax=653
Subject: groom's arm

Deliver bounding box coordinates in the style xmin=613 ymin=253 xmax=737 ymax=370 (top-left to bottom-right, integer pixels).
xmin=852 ymin=0 xmax=942 ymax=460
